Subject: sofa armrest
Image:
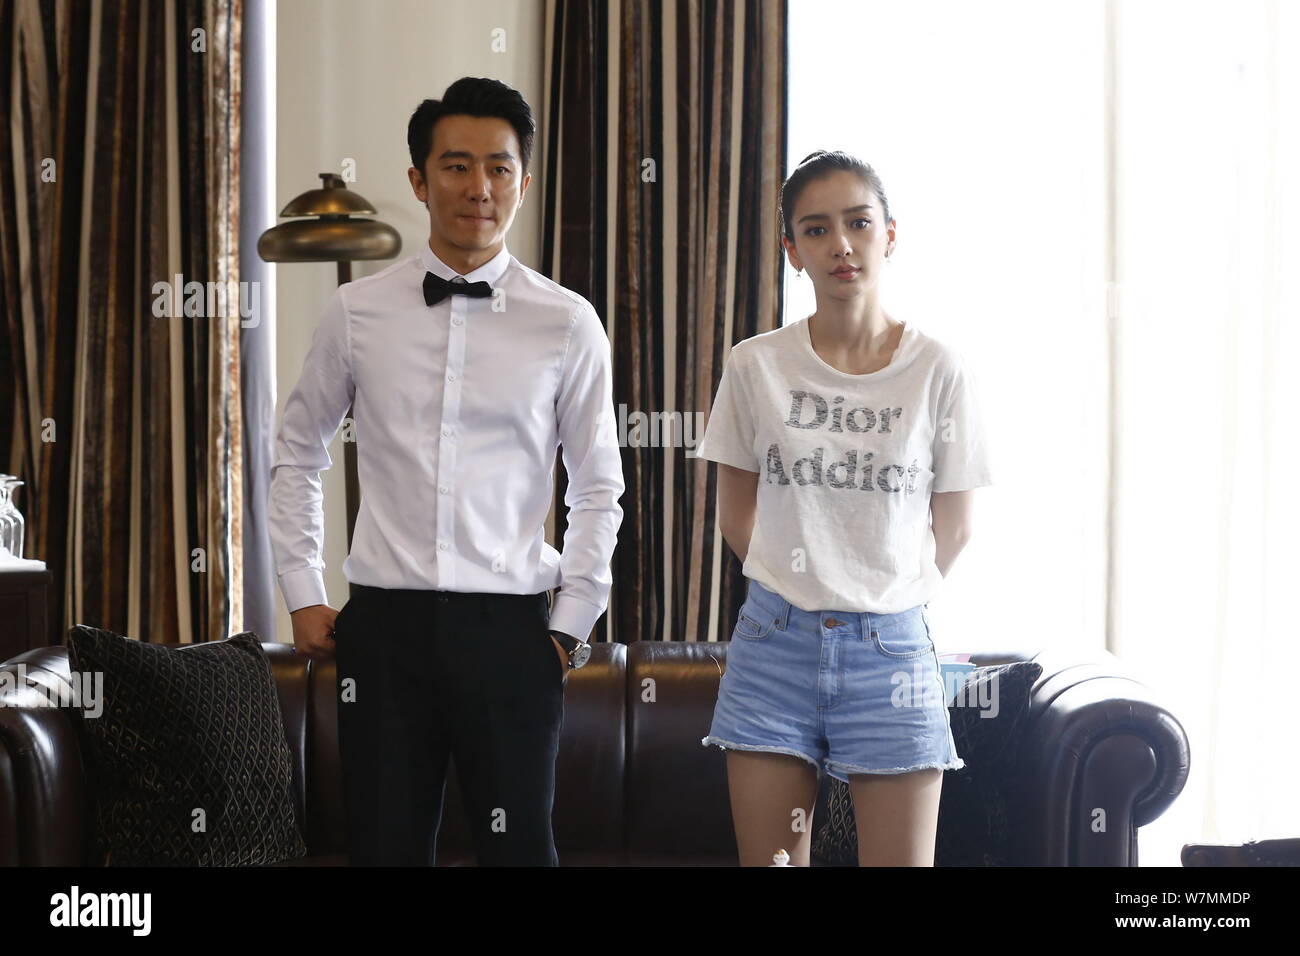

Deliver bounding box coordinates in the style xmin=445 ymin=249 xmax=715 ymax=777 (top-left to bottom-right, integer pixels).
xmin=1016 ymin=649 xmax=1191 ymax=866
xmin=0 ymin=743 xmax=20 ymax=865
xmin=0 ymin=647 xmax=92 ymax=865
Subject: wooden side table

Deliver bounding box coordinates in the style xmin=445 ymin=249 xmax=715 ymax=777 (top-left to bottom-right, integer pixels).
xmin=0 ymin=567 xmax=53 ymax=663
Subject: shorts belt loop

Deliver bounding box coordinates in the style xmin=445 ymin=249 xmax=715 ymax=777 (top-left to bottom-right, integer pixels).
xmin=858 ymin=611 xmax=873 ymax=639
xmin=779 ymin=596 xmax=792 ymax=630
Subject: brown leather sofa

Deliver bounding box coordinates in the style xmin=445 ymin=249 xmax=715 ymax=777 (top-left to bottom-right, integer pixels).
xmin=0 ymin=639 xmax=1189 ymax=865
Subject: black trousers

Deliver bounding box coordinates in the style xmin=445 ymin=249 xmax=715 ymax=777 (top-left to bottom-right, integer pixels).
xmin=332 ymin=583 xmax=565 ymax=866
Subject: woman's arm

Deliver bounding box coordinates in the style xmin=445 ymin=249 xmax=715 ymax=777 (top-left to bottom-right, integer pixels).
xmin=717 ymin=463 xmax=760 ymax=562
xmin=929 ymin=490 xmax=975 ymax=577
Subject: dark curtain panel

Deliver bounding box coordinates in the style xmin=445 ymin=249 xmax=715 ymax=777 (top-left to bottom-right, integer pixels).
xmin=0 ymin=0 xmax=244 ymax=644
xmin=542 ymin=0 xmax=788 ymax=643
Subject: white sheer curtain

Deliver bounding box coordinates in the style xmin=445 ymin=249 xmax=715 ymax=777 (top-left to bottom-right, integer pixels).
xmin=788 ymin=0 xmax=1299 ymax=865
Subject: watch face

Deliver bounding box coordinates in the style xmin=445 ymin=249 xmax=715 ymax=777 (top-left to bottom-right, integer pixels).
xmin=572 ymin=642 xmax=592 ymax=668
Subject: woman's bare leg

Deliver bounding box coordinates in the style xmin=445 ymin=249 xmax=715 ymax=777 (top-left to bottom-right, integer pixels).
xmin=725 ymin=750 xmax=820 ymax=866
xmin=849 ymin=768 xmax=943 ymax=866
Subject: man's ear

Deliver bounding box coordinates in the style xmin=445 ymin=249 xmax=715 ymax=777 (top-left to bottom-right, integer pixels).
xmin=407 ymin=165 xmax=426 ymax=203
xmin=518 ymin=170 xmax=532 ymax=207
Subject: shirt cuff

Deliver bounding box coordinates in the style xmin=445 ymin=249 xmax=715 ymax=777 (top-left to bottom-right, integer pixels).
xmin=548 ymin=592 xmax=604 ymax=643
xmin=279 ymin=568 xmax=329 ymax=614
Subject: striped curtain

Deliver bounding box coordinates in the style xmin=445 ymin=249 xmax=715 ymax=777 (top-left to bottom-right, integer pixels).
xmin=0 ymin=0 xmax=243 ymax=645
xmin=541 ymin=0 xmax=787 ymax=643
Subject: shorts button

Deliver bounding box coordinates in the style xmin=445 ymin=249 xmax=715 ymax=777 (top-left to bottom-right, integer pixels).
xmin=824 ymin=617 xmax=841 ymax=627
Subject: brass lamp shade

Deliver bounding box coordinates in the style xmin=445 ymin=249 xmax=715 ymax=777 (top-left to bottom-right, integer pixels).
xmin=258 ymin=217 xmax=401 ymax=262
xmin=257 ymin=172 xmax=401 ymax=262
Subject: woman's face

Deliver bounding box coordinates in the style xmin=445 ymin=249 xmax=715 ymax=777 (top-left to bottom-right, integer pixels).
xmin=783 ymin=169 xmax=895 ymax=303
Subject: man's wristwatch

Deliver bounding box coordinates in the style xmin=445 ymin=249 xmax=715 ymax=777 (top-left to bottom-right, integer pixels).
xmin=549 ymin=629 xmax=592 ymax=669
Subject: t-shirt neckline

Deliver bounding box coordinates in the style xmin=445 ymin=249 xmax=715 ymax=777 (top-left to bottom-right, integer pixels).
xmin=799 ymin=316 xmax=917 ymax=380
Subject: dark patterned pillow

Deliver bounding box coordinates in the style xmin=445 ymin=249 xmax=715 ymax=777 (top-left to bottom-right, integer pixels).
xmin=64 ymin=626 xmax=307 ymax=866
xmin=812 ymin=661 xmax=1043 ymax=866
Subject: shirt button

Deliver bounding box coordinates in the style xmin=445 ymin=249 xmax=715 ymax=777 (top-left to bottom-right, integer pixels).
xmin=447 ymin=373 xmax=456 ymax=382
xmin=442 ymin=426 xmax=452 ymax=437
xmin=438 ymin=542 xmax=449 ymax=552
xmin=452 ymin=317 xmax=463 ymax=326
xmin=439 ymin=485 xmax=449 ymax=494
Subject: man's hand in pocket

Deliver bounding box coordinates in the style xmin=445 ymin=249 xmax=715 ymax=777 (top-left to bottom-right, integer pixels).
xmin=291 ymin=604 xmax=339 ymax=661
xmin=549 ymin=631 xmax=570 ymax=681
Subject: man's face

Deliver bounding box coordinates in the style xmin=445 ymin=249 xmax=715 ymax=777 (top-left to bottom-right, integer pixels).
xmin=408 ymin=113 xmax=531 ymax=257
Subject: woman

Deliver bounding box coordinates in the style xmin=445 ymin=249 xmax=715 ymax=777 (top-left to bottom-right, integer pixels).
xmin=696 ymin=150 xmax=993 ymax=866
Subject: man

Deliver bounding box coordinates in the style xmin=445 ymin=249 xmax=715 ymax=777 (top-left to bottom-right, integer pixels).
xmin=267 ymin=76 xmax=625 ymax=866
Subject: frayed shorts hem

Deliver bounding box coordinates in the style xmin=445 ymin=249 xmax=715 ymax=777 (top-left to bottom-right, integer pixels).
xmin=825 ymin=757 xmax=966 ymax=778
xmin=700 ymin=736 xmax=822 ymax=772
xmin=701 ymin=736 xmax=965 ymax=780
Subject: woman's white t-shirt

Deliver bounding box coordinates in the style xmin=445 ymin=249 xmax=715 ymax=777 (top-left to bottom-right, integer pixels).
xmin=696 ymin=316 xmax=993 ymax=614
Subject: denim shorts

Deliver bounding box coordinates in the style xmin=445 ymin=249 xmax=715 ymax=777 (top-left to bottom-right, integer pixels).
xmin=701 ymin=578 xmax=965 ymax=783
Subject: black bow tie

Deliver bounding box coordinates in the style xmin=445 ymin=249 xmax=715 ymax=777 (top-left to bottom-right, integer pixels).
xmin=423 ymin=271 xmax=493 ymax=307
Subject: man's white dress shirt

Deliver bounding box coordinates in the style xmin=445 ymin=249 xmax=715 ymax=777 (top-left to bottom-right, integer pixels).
xmin=267 ymin=242 xmax=625 ymax=641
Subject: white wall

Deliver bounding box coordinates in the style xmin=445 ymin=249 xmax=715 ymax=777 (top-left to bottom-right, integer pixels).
xmin=272 ymin=0 xmax=546 ymax=640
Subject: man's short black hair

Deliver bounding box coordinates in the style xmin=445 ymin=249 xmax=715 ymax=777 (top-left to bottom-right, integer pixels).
xmin=408 ymin=77 xmax=536 ymax=176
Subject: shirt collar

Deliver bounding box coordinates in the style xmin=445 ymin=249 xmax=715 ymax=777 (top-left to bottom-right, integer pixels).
xmin=419 ymin=240 xmax=512 ymax=287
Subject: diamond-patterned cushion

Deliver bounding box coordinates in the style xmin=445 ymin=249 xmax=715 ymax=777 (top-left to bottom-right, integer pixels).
xmin=812 ymin=661 xmax=1043 ymax=866
xmin=64 ymin=627 xmax=307 ymax=866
